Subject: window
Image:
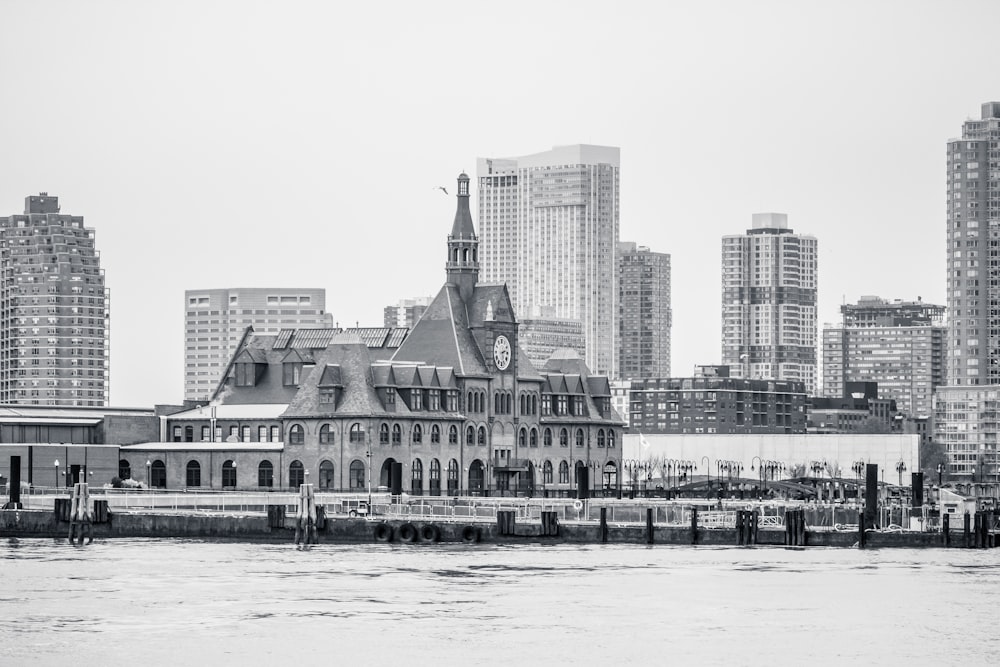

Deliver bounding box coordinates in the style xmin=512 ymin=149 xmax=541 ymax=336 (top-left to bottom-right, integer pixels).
xmin=349 ymin=460 xmax=365 ymax=489
xmin=477 ymin=426 xmax=486 ymax=445
xmin=530 ymin=429 xmax=538 ymax=448
xmin=236 ymin=363 xmax=255 ymax=387
xmin=412 ymin=389 xmax=424 ymax=410
xmin=289 ymin=424 xmax=304 ymax=445
xmin=466 ymin=425 xmax=475 ymax=445
xmin=172 ymin=425 xmax=181 ymax=442
xmin=575 ymin=428 xmax=585 ymax=448
xmin=350 ymin=423 xmax=365 ymax=443
xmin=558 ymin=461 xmax=569 ymax=484
xmin=270 ymin=426 xmax=280 ymax=442
xmin=222 ymin=460 xmax=236 ymax=488
xmin=429 ymin=459 xmax=441 ymax=495
xmin=544 ymin=428 xmax=552 ymax=447
xmin=289 ymin=460 xmax=305 ymax=489
xmin=449 ymin=425 xmax=458 ymax=444
xmin=431 ymin=424 xmax=441 ymax=443
xmin=447 ymin=459 xmax=459 ymax=495
xmin=319 ymin=460 xmax=334 ymax=490
xmin=542 ymin=395 xmax=551 ymax=415
xmin=202 ymin=426 xmax=211 ymax=441
xmin=257 ymin=425 xmax=267 ymax=442
xmin=597 ymin=429 xmax=606 ymax=448
xmin=411 ymin=459 xmax=423 ymax=495
xmin=557 ymin=396 xmax=568 ymax=415
xmin=608 ymin=430 xmax=616 ymax=449
xmin=118 ymin=459 xmax=131 ymax=480
xmin=392 ymin=424 xmax=402 ymax=444
xmin=543 ymin=460 xmax=553 ymax=484
xmin=518 ymin=428 xmax=527 ymax=447
xmin=186 ymin=460 xmax=201 ymax=487
xmin=413 ymin=424 xmax=423 ymax=444
xmin=258 ymin=461 xmax=274 ymax=488
xmin=559 ymin=428 xmax=568 ymax=447
xmin=241 ymin=425 xmax=250 ymax=443
xmin=283 ymin=363 xmax=302 ymax=386
xmin=319 ymin=424 xmax=333 ymax=444
xmin=151 ymin=460 xmax=166 ymax=488
xmin=319 ymin=388 xmax=335 ymax=405
xmin=380 ymin=423 xmax=390 ymax=444
xmin=429 ymin=390 xmax=440 ymax=411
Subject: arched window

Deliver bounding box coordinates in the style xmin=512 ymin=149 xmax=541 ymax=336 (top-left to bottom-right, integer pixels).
xmin=319 ymin=424 xmax=333 ymax=445
xmin=558 ymin=461 xmax=569 ymax=484
xmin=519 ymin=394 xmax=525 ymax=414
xmin=413 ymin=424 xmax=423 ymax=444
xmin=467 ymin=392 xmax=473 ymax=412
xmin=466 ymin=425 xmax=475 ymax=445
xmin=185 ymin=460 xmax=201 ymax=487
xmin=380 ymin=423 xmax=390 ymax=444
xmin=494 ymin=393 xmax=500 ymax=413
xmin=411 ymin=459 xmax=423 ymax=495
xmin=429 ymin=459 xmax=441 ymax=495
xmin=559 ymin=428 xmax=568 ymax=447
xmin=118 ymin=459 xmax=131 ymax=480
xmin=184 ymin=425 xmax=194 ymax=442
xmin=543 ymin=460 xmax=553 ymax=484
xmin=505 ymin=393 xmax=511 ymax=413
xmin=530 ymin=428 xmax=538 ymax=448
xmin=289 ymin=460 xmax=305 ymax=489
xmin=258 ymin=460 xmax=274 ymax=488
xmin=151 ymin=460 xmax=166 ymax=488
xmin=608 ymin=430 xmax=616 ymax=449
xmin=531 ymin=395 xmax=537 ymax=414
xmin=544 ymin=428 xmax=552 ymax=447
xmin=289 ymin=424 xmax=304 ymax=445
xmin=222 ymin=460 xmax=236 ymax=488
xmin=449 ymin=425 xmax=458 ymax=444
xmin=576 ymin=428 xmax=585 ymax=448
xmin=349 ymin=460 xmax=365 ymax=489
xmin=447 ymin=459 xmax=459 ymax=494
xmin=477 ymin=426 xmax=486 ymax=445
xmin=319 ymin=460 xmax=335 ymax=490
xmin=431 ymin=424 xmax=441 ymax=443
xmin=392 ymin=424 xmax=402 ymax=444
xmin=597 ymin=429 xmax=606 ymax=448
xmin=518 ymin=428 xmax=527 ymax=447
xmin=350 ymin=423 xmax=365 ymax=443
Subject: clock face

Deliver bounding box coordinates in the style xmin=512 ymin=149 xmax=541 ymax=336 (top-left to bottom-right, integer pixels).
xmin=493 ymin=335 xmax=511 ymax=371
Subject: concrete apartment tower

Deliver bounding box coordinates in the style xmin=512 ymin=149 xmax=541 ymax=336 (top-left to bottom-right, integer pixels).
xmin=0 ymin=193 xmax=109 ymax=406
xmin=383 ymin=297 xmax=431 ymax=328
xmin=184 ymin=288 xmax=333 ymax=401
xmin=822 ymin=297 xmax=945 ymax=418
xmin=476 ymin=145 xmax=620 ymax=378
xmin=618 ymin=241 xmax=671 ymax=379
xmin=721 ymin=213 xmax=818 ymax=394
xmin=946 ymin=102 xmax=1000 ymax=385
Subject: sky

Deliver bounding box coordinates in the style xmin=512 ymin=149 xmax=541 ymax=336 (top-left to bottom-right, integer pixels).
xmin=1 ymin=0 xmax=998 ymax=408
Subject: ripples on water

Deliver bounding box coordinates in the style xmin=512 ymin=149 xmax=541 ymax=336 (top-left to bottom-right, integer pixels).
xmin=2 ymin=538 xmax=998 ymax=666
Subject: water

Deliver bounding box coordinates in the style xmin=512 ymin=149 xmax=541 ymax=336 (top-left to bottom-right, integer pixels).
xmin=2 ymin=538 xmax=997 ymax=666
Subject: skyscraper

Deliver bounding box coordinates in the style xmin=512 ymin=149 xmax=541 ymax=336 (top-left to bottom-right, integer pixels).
xmin=0 ymin=193 xmax=109 ymax=406
xmin=822 ymin=296 xmax=945 ymax=417
xmin=946 ymin=102 xmax=1000 ymax=385
xmin=476 ymin=145 xmax=620 ymax=377
xmin=184 ymin=288 xmax=333 ymax=401
xmin=721 ymin=213 xmax=818 ymax=394
xmin=618 ymin=241 xmax=671 ymax=379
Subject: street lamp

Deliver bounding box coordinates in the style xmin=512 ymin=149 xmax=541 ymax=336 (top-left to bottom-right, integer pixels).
xmin=54 ymin=459 xmax=59 ymax=488
xmin=895 ymin=460 xmax=906 ymax=487
xmin=701 ymin=456 xmax=711 ymax=499
xmin=810 ymin=460 xmax=826 ymax=478
xmin=937 ymin=462 xmax=946 ymax=487
xmin=146 ymin=459 xmax=151 ymax=489
xmin=232 ymin=461 xmax=237 ymax=490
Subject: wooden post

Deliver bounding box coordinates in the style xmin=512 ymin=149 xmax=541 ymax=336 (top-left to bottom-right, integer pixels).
xmin=295 ymin=484 xmax=317 ymax=546
xmin=646 ymin=507 xmax=654 ymax=544
xmin=751 ymin=510 xmax=759 ymax=545
xmin=942 ymin=513 xmax=950 ymax=547
xmin=690 ymin=507 xmax=698 ymax=545
xmin=599 ymin=507 xmax=608 ymax=543
xmin=963 ymin=511 xmax=971 ymax=549
xmin=858 ymin=509 xmax=866 ymax=549
xmin=736 ymin=510 xmax=745 ymax=546
xmin=67 ymin=483 xmax=93 ymax=545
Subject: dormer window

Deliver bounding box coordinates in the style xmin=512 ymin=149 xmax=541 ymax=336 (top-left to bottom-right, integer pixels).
xmin=236 ymin=363 xmax=256 ymax=387
xmin=541 ymin=395 xmax=552 ymax=415
xmin=385 ymin=387 xmax=396 ymax=404
xmin=283 ymin=362 xmax=302 ymax=386
xmin=557 ymin=395 xmax=568 ymax=416
xmin=412 ymin=389 xmax=424 ymax=410
xmin=429 ymin=389 xmax=440 ymax=411
xmin=319 ymin=388 xmax=336 ymax=405
xmin=572 ymin=396 xmax=585 ymax=416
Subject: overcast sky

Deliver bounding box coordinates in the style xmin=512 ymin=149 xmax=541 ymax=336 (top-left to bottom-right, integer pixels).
xmin=1 ymin=0 xmax=997 ymax=407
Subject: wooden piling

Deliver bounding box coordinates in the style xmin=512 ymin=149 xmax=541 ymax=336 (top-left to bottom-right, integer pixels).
xmin=942 ymin=513 xmax=950 ymax=547
xmin=67 ymin=483 xmax=93 ymax=545
xmin=963 ymin=511 xmax=971 ymax=549
xmin=736 ymin=510 xmax=745 ymax=546
xmin=294 ymin=484 xmax=318 ymax=546
xmin=646 ymin=508 xmax=654 ymax=544
xmin=690 ymin=507 xmax=698 ymax=545
xmin=599 ymin=507 xmax=608 ymax=543
xmin=858 ymin=510 xmax=866 ymax=549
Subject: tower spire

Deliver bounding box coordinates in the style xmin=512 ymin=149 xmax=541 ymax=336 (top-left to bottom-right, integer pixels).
xmin=446 ymin=172 xmax=479 ymax=301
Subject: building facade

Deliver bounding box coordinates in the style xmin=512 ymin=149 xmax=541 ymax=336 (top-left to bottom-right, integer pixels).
xmin=628 ymin=376 xmax=807 ymax=435
xmin=122 ymin=174 xmax=624 ymax=494
xmin=0 ymin=193 xmax=109 ymax=406
xmin=722 ymin=213 xmax=818 ymax=394
xmin=933 ymin=386 xmax=1000 ymax=498
xmin=822 ymin=296 xmax=945 ymax=417
xmin=946 ymin=102 xmax=1000 ymax=386
xmin=184 ymin=288 xmax=333 ymax=402
xmin=618 ymin=242 xmax=671 ymax=380
xmin=518 ymin=317 xmax=586 ymax=370
xmin=476 ymin=145 xmax=620 ymax=378
xmin=383 ymin=296 xmax=431 ymax=328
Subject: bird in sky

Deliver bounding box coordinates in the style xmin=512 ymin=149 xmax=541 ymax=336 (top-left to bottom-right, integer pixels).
xmin=434 ymin=186 xmax=448 ymax=195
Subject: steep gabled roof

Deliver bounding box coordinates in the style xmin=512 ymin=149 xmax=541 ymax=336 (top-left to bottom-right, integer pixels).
xmin=416 ymin=365 xmax=439 ymax=388
xmin=318 ymin=365 xmax=343 ymax=387
xmin=516 ymin=344 xmax=544 ymax=382
xmin=587 ymin=376 xmax=612 ymax=397
xmin=390 ymin=284 xmax=488 ymax=376
xmin=468 ymin=283 xmax=517 ymax=326
xmin=392 ymin=365 xmax=420 ymax=387
xmin=371 ymin=364 xmax=395 ymax=387
xmin=541 ymin=348 xmax=591 ymax=378
xmin=283 ymin=342 xmax=385 ymax=418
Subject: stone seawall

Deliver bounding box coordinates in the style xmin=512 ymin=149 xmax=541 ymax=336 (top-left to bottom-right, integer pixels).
xmin=2 ymin=508 xmax=995 ymax=549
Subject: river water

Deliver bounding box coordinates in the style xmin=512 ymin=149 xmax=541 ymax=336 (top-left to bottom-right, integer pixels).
xmin=2 ymin=538 xmax=997 ymax=666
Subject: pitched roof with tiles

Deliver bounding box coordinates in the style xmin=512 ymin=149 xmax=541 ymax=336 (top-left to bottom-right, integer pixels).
xmin=390 ymin=284 xmax=489 ymax=376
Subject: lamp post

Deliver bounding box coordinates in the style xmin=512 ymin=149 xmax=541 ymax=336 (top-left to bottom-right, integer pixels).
xmin=895 ymin=460 xmax=906 ymax=487
xmin=146 ymin=459 xmax=151 ymax=490
xmin=701 ymin=456 xmax=711 ymax=499
xmin=717 ymin=460 xmax=743 ymax=499
xmin=54 ymin=459 xmax=59 ymax=489
xmin=750 ymin=456 xmax=763 ymax=499
xmin=366 ymin=440 xmax=373 ymax=508
xmin=810 ymin=460 xmax=826 ymax=478
xmin=937 ymin=462 xmax=945 ymax=487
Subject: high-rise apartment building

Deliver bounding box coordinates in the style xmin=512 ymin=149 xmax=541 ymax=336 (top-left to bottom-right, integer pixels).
xmin=618 ymin=241 xmax=671 ymax=379
xmin=721 ymin=213 xmax=818 ymax=394
xmin=822 ymin=296 xmax=945 ymax=417
xmin=947 ymin=102 xmax=1000 ymax=385
xmin=383 ymin=296 xmax=431 ymax=328
xmin=477 ymin=145 xmax=620 ymax=377
xmin=934 ymin=386 xmax=1000 ymax=491
xmin=518 ymin=316 xmax=587 ymax=369
xmin=184 ymin=288 xmax=333 ymax=401
xmin=0 ymin=193 xmax=109 ymax=406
